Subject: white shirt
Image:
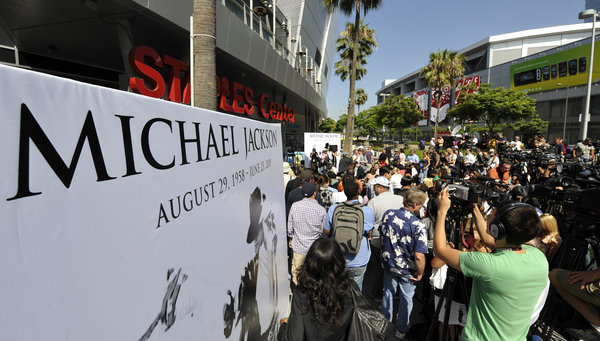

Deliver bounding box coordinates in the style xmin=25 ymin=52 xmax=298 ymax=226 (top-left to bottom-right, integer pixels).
xmin=511 ymin=141 xmax=522 ymax=151
xmin=463 ymin=153 xmax=477 ymax=165
xmin=488 ymin=155 xmax=499 ymax=169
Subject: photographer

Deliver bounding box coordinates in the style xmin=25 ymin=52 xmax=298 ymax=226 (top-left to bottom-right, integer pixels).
xmin=488 ymin=160 xmax=511 ymax=185
xmin=433 ymin=188 xmax=548 ymax=340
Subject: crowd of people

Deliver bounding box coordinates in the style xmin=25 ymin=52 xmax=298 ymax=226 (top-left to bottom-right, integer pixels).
xmin=278 ymin=135 xmax=599 ymax=340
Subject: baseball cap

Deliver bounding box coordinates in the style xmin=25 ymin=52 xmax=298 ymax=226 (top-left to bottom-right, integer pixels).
xmin=373 ymin=176 xmax=390 ymax=188
xmin=302 ymin=183 xmax=318 ymax=197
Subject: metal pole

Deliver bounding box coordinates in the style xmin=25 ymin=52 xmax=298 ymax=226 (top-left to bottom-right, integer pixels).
xmin=190 ymin=16 xmax=194 ymax=107
xmin=563 ymin=85 xmax=569 ymax=139
xmin=582 ymin=13 xmax=597 ymax=139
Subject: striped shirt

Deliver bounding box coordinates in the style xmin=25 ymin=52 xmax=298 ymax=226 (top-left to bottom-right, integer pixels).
xmin=287 ymin=198 xmax=327 ymax=255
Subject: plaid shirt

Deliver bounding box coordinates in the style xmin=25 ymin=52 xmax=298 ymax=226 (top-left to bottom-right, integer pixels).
xmin=287 ymin=198 xmax=327 ymax=255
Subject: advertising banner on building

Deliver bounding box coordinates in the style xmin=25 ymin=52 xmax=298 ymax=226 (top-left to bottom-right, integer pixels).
xmin=430 ymin=86 xmax=451 ymax=125
xmin=303 ymin=132 xmax=341 ymax=167
xmin=413 ymin=90 xmax=429 ymax=126
xmin=0 ymin=65 xmax=288 ymax=340
xmin=510 ymin=42 xmax=600 ymax=92
xmin=455 ymin=75 xmax=480 ymax=104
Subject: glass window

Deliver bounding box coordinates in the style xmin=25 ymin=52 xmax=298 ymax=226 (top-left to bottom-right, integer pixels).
xmin=567 ymin=97 xmax=582 ymax=117
xmin=550 ymin=100 xmax=563 ymax=118
xmin=591 ymin=95 xmax=600 ymax=116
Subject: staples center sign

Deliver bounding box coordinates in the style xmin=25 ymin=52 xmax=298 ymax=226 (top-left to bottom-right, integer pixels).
xmin=128 ymin=46 xmax=295 ymax=122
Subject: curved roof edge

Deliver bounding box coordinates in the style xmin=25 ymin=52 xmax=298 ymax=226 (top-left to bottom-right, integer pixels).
xmin=377 ymin=23 xmax=595 ymax=95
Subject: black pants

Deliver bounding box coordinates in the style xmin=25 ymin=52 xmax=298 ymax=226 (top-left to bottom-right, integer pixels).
xmin=362 ymin=244 xmax=384 ymax=306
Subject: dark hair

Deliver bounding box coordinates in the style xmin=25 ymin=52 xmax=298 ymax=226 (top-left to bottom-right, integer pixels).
xmin=316 ymin=174 xmax=329 ymax=186
xmin=401 ymin=175 xmax=413 ymax=187
xmin=380 ymin=165 xmax=391 ymax=175
xmin=497 ymin=203 xmax=541 ymax=245
xmin=297 ymin=239 xmax=353 ymax=326
xmin=299 ymin=169 xmax=315 ymax=183
xmin=342 ymin=175 xmax=359 ymax=199
xmin=326 ymin=171 xmax=337 ymax=181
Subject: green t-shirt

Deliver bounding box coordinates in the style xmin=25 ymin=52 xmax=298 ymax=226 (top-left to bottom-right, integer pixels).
xmin=459 ymin=245 xmax=548 ymax=340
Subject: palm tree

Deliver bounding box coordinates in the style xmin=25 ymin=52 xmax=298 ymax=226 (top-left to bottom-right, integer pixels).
xmin=355 ymin=88 xmax=368 ymax=114
xmin=323 ymin=0 xmax=382 ymax=153
xmin=334 ymin=20 xmax=377 ymax=81
xmin=420 ymin=49 xmax=465 ymax=138
xmin=193 ymin=0 xmax=217 ymax=110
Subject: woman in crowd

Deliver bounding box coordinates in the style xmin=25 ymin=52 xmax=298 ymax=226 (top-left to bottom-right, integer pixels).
xmin=420 ymin=151 xmax=431 ymax=184
xmin=277 ymin=239 xmax=355 ymax=340
xmin=365 ymin=162 xmax=379 ymax=182
xmin=538 ymin=213 xmax=562 ymax=260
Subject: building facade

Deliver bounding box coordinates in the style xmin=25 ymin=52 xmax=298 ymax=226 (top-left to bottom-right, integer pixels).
xmin=0 ymin=0 xmax=338 ymax=152
xmin=376 ymin=23 xmax=600 ymax=143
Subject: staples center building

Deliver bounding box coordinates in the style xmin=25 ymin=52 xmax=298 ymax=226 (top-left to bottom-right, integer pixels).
xmin=376 ymin=23 xmax=600 ymax=143
xmin=0 ymin=0 xmax=338 ymax=153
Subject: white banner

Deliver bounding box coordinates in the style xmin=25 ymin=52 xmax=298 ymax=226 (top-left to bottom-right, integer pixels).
xmin=303 ymin=132 xmax=341 ymax=168
xmin=0 ymin=65 xmax=288 ymax=340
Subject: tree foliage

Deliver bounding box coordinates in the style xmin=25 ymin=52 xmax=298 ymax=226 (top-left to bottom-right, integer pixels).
xmin=448 ymin=84 xmax=538 ymax=136
xmin=420 ymin=49 xmax=465 ymax=137
xmin=319 ymin=117 xmax=338 ymax=133
xmin=322 ymin=0 xmax=382 ymax=153
xmin=356 ymin=88 xmax=368 ymax=113
xmin=402 ymin=127 xmax=423 ymax=140
xmin=335 ymin=20 xmax=377 ymax=81
xmin=368 ymin=94 xmax=423 ymax=136
xmin=354 ymin=108 xmax=379 ymax=137
xmin=336 ymin=114 xmax=349 ymax=132
xmin=511 ymin=118 xmax=549 ymax=135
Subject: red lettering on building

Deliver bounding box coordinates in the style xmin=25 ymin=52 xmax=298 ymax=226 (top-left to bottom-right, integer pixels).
xmin=128 ymin=46 xmax=295 ymax=122
xmin=129 ymin=46 xmax=165 ymax=98
xmin=163 ymin=54 xmax=189 ymax=103
xmin=260 ymin=94 xmax=270 ymax=118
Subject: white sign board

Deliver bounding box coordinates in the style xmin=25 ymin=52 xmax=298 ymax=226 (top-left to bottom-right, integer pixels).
xmin=0 ymin=65 xmax=288 ymax=340
xmin=303 ymin=132 xmax=341 ymax=168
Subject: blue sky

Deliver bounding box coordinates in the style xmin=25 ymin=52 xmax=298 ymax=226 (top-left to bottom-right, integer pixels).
xmin=325 ymin=0 xmax=585 ymax=119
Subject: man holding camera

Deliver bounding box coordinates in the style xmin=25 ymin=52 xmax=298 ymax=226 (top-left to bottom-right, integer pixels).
xmin=434 ymin=188 xmax=548 ymax=340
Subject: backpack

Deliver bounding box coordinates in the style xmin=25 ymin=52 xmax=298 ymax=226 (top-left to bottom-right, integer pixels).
xmin=332 ymin=202 xmax=364 ymax=255
xmin=318 ymin=189 xmax=334 ymax=212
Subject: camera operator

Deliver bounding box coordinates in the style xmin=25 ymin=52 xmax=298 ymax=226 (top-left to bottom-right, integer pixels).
xmin=488 ymin=160 xmax=511 ymax=185
xmin=434 ymin=188 xmax=548 ymax=340
xmin=573 ymin=138 xmax=592 ymax=164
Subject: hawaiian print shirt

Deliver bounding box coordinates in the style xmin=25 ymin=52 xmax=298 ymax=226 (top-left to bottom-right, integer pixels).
xmin=379 ymin=207 xmax=428 ymax=276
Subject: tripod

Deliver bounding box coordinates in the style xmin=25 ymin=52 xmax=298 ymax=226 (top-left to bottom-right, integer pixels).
xmin=426 ymin=216 xmax=471 ymax=341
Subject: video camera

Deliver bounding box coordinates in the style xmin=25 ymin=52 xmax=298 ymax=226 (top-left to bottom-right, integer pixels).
xmin=434 ymin=176 xmax=512 ymax=218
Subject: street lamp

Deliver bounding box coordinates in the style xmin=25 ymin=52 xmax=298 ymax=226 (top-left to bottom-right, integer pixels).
xmin=579 ymin=9 xmax=598 ymax=139
xmin=557 ymin=83 xmax=569 ymax=139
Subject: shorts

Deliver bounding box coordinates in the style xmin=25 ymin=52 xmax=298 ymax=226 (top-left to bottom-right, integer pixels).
xmin=434 ymin=295 xmax=467 ymax=326
xmin=555 ymin=269 xmax=600 ymax=307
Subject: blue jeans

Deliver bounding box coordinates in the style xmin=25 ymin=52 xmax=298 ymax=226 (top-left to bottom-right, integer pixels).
xmin=381 ymin=270 xmax=415 ymax=333
xmin=348 ymin=265 xmax=367 ymax=291
xmin=420 ymin=167 xmax=429 ymax=183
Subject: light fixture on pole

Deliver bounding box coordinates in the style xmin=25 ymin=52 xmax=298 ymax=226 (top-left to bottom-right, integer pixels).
xmin=557 ymin=83 xmax=570 ymax=139
xmin=579 ymin=9 xmax=598 ymax=139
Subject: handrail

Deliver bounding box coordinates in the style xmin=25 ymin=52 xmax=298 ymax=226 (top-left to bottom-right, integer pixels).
xmin=222 ymin=0 xmax=321 ymax=92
